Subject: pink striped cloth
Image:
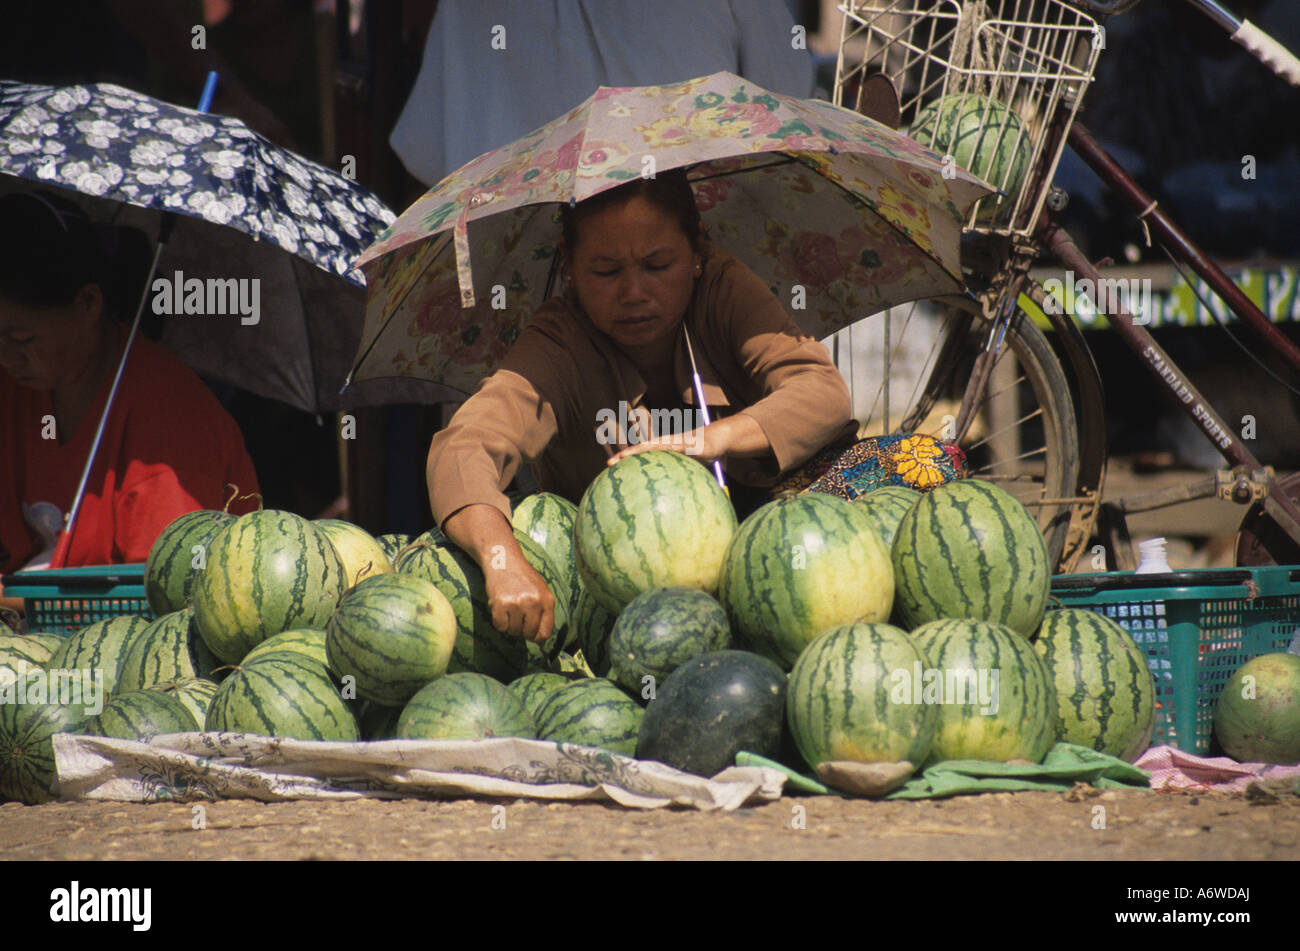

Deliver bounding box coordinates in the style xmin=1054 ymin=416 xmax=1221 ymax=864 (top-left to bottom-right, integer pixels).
xmin=1135 ymin=745 xmax=1300 ymax=792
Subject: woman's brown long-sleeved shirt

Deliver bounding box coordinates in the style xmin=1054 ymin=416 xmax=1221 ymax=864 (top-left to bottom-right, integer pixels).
xmin=427 ymin=240 xmax=858 ymax=530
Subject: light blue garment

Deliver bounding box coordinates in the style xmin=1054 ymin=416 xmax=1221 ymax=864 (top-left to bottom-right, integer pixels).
xmin=390 ymin=0 xmax=816 ymax=186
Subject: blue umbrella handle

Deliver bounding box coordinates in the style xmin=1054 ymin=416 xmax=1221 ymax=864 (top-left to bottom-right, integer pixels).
xmin=197 ymin=71 xmax=219 ymax=113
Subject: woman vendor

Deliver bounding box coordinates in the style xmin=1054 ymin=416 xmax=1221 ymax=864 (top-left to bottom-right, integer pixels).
xmin=426 ymin=170 xmax=960 ymax=645
xmin=0 ymin=190 xmax=260 ymax=583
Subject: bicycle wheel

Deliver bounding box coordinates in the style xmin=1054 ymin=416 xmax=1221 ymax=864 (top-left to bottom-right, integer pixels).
xmin=830 ymin=293 xmax=1081 ymax=567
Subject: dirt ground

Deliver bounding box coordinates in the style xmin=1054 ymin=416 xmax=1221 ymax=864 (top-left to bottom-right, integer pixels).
xmin=2 ymin=785 xmax=1297 ymax=861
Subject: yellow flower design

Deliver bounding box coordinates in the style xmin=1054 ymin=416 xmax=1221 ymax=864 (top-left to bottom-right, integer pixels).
xmin=892 ymin=436 xmax=947 ymax=488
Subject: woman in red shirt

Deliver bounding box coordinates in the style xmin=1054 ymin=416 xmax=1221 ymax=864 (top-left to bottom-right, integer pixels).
xmin=0 ymin=191 xmax=259 ymax=581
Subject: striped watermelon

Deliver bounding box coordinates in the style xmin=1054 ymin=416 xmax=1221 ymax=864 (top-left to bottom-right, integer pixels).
xmin=608 ymin=587 xmax=731 ymax=696
xmin=377 ymin=533 xmax=412 ymax=566
xmin=205 ymin=653 xmax=359 ymax=741
xmin=1 ymin=633 xmax=64 ymax=683
xmin=509 ymin=671 xmax=575 ymax=725
xmin=0 ymin=697 xmax=93 ymax=803
xmin=513 ymin=493 xmax=579 ymax=617
xmin=241 ymin=628 xmax=330 ymax=668
xmin=1213 ymin=653 xmax=1300 ymax=765
xmin=117 ymin=609 xmax=222 ymax=693
xmin=535 ymin=678 xmax=643 ymax=755
xmin=571 ymin=583 xmax=618 ymax=677
xmin=397 ymin=672 xmax=536 ymax=740
xmin=315 ymin=519 xmax=393 ymax=588
xmin=1033 ymin=609 xmax=1157 ymax=761
xmin=192 ymin=509 xmax=347 ymax=664
xmin=718 ymin=494 xmax=894 ymax=669
xmin=153 ymin=678 xmax=220 ymax=726
xmin=787 ymin=621 xmax=937 ymax=768
xmin=909 ymin=618 xmax=1057 ymax=764
xmin=892 ymin=479 xmax=1050 ymax=637
xmin=397 ymin=536 xmax=565 ymax=681
xmin=83 ymin=689 xmax=198 ymax=740
xmin=144 ymin=509 xmax=235 ymax=615
xmin=574 ymin=451 xmax=737 ymax=614
xmin=47 ymin=616 xmax=151 ymax=698
xmin=393 ymin=527 xmax=446 ymax=567
xmin=858 ymin=486 xmax=921 ymax=549
xmin=325 ymin=573 xmax=458 ymax=707
xmin=910 ymin=94 xmax=1032 ymax=213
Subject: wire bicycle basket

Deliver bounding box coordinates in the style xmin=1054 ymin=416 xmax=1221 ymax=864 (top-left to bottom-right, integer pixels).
xmin=835 ymin=0 xmax=1104 ymax=237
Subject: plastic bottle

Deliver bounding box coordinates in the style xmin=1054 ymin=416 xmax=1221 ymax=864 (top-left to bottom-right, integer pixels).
xmin=1134 ymin=537 xmax=1171 ymax=574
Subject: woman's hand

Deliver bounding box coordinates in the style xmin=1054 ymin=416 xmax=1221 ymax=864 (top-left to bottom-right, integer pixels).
xmin=440 ymin=503 xmax=555 ymax=643
xmin=606 ymin=413 xmax=772 ymax=466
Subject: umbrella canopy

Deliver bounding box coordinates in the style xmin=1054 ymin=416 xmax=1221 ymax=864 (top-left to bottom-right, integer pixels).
xmin=0 ymin=80 xmax=438 ymax=412
xmin=349 ymin=70 xmax=993 ymax=397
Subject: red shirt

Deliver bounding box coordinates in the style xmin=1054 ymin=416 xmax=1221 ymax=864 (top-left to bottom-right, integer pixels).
xmin=1 ymin=325 xmax=260 ymax=572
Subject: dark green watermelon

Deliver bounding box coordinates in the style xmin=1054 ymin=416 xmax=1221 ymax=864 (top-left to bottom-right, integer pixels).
xmin=571 ymin=583 xmax=618 ymax=677
xmin=608 ymin=587 xmax=730 ymax=698
xmin=636 ymin=650 xmax=788 ymax=776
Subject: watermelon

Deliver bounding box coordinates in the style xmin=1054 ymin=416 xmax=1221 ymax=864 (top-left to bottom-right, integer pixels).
xmin=47 ymin=616 xmax=151 ymax=698
xmin=358 ymin=700 xmax=403 ymax=740
xmin=325 ymin=573 xmax=458 ymax=707
xmin=396 ymin=672 xmax=536 ymax=740
xmin=1 ymin=633 xmax=64 ymax=684
xmin=0 ymin=697 xmax=93 ymax=803
xmin=509 ymin=671 xmax=575 ymax=725
xmin=392 ymin=527 xmax=445 ymax=567
xmin=718 ymin=493 xmax=894 ymax=669
xmin=192 ymin=509 xmax=347 ymax=664
xmin=144 ymin=509 xmax=235 ymax=616
xmin=574 ymin=451 xmax=737 ymax=614
xmin=206 ymin=653 xmax=359 ymax=741
xmin=910 ymin=618 xmax=1057 ymax=764
xmin=535 ymin=678 xmax=643 ymax=755
xmin=636 ymin=650 xmax=788 ymax=776
xmin=241 ymin=628 xmax=330 ymax=668
xmin=787 ymin=621 xmax=936 ymax=768
xmin=153 ymin=678 xmax=220 ymax=726
xmin=608 ymin=587 xmax=731 ymax=697
xmin=513 ymin=493 xmax=579 ymax=618
xmin=1213 ymin=653 xmax=1300 ymax=765
xmin=83 ymin=689 xmax=198 ymax=740
xmin=1033 ymin=608 xmax=1156 ymax=762
xmin=315 ymin=519 xmax=393 ymax=588
xmin=857 ymin=486 xmax=921 ymax=549
xmin=377 ymin=533 xmax=412 ymax=565
xmin=117 ymin=609 xmax=222 ymax=693
xmin=397 ymin=535 xmax=566 ymax=681
xmin=910 ymin=93 xmax=1032 ymax=212
xmin=570 ymin=583 xmax=618 ymax=677
xmin=892 ymin=479 xmax=1050 ymax=636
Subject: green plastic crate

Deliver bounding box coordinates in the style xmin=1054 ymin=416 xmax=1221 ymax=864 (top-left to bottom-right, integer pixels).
xmin=2 ymin=564 xmax=153 ymax=636
xmin=1050 ymin=566 xmax=1300 ymax=754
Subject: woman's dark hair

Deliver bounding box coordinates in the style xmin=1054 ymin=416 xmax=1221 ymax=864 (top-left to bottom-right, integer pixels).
xmin=0 ymin=190 xmax=153 ymax=323
xmin=560 ymin=168 xmax=703 ymax=255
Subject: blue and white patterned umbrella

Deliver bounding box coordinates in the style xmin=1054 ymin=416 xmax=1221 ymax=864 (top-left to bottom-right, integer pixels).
xmin=0 ymin=79 xmax=441 ymax=413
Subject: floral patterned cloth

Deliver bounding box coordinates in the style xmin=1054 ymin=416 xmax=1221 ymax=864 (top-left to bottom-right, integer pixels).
xmin=775 ymin=433 xmax=968 ymax=500
xmin=350 ymin=71 xmax=993 ymax=397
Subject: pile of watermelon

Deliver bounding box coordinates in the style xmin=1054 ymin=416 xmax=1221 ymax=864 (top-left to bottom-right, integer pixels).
xmin=2 ymin=448 xmax=1173 ymax=805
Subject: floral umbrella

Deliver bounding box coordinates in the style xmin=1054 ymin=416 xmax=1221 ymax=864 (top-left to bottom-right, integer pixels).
xmin=348 ymin=70 xmax=993 ymax=398
xmin=0 ymin=79 xmax=419 ymax=413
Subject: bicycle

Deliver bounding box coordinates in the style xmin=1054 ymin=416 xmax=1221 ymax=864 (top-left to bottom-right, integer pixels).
xmin=829 ymin=0 xmax=1300 ymax=572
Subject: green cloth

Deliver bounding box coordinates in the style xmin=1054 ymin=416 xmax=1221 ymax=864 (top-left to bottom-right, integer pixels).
xmin=886 ymin=743 xmax=1151 ymax=800
xmin=736 ymin=743 xmax=1150 ymax=799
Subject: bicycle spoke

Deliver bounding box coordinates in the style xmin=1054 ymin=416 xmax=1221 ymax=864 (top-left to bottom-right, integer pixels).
xmin=965 ymin=406 xmax=1045 ymax=452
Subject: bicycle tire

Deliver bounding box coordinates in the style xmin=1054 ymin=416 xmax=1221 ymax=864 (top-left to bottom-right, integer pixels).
xmin=839 ymin=293 xmax=1081 ymax=568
